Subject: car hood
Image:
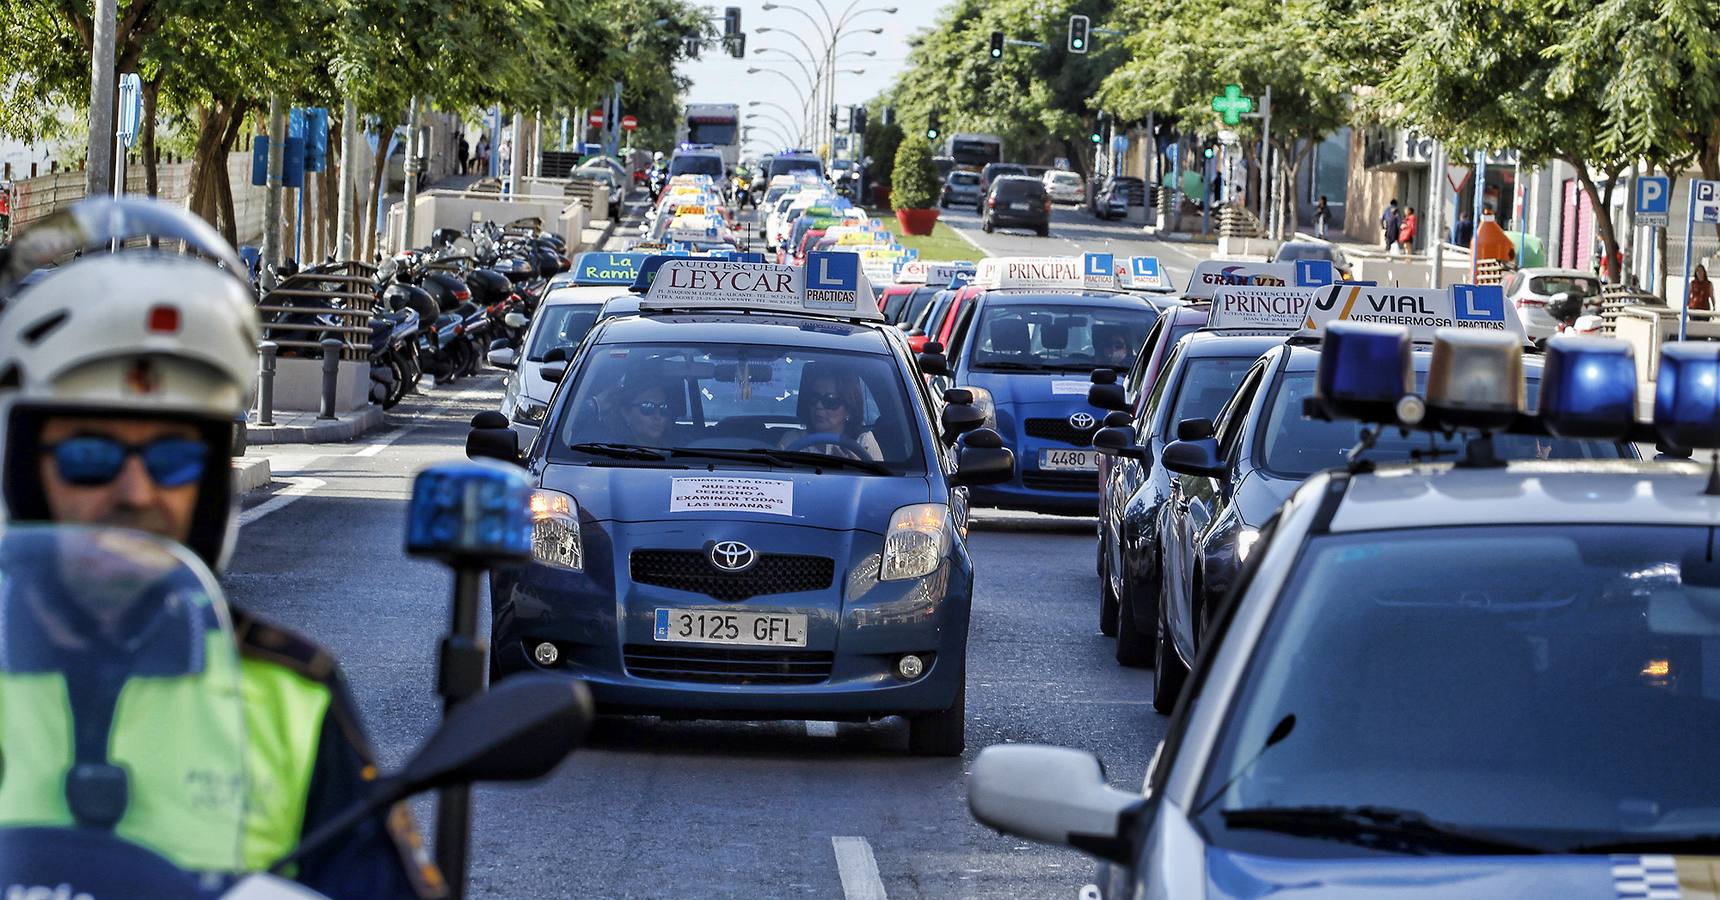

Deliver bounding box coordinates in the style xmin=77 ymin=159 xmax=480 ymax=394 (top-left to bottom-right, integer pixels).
xmin=1206 ymin=846 xmax=1685 ymax=899
xmin=539 ymin=463 xmax=936 ymax=535
xmin=965 ymin=369 xmax=1101 ymax=412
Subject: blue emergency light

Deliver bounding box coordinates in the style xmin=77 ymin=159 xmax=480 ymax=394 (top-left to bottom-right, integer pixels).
xmin=1312 ymin=321 xmax=1413 ymax=423
xmin=1537 ymin=337 xmax=1637 ymax=439
xmin=406 ymin=460 xmax=534 ymax=563
xmin=1654 ymin=343 xmax=1720 ymax=450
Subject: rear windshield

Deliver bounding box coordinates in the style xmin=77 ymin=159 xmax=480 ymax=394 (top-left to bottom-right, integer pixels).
xmin=1530 ymin=275 xmax=1602 ymax=298
xmin=887 ymin=286 xmax=940 ymax=324
xmin=669 ymin=155 xmax=724 ymax=177
xmin=903 ymin=289 xmax=945 ymax=330
xmin=526 ymin=304 xmax=603 ymax=362
xmin=994 ymin=180 xmax=1046 ymax=199
xmin=949 ymin=172 xmax=980 ymax=186
xmin=768 ymin=158 xmax=824 ymax=179
xmin=1048 ymin=172 xmax=1081 ymax=185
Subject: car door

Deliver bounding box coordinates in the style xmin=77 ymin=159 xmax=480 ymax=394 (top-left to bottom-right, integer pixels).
xmin=1160 ymin=361 xmax=1266 ymax=667
xmin=1108 ymin=341 xmax=1185 ymax=596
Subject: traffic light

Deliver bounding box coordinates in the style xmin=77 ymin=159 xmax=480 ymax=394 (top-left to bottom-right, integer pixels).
xmin=1068 ymin=15 xmax=1089 ymax=53
xmin=728 ymin=32 xmax=746 ymax=58
xmin=831 ymin=106 xmax=839 ymax=130
xmin=883 ymin=106 xmax=896 ymax=126
xmin=989 ymin=31 xmax=1004 ymax=60
xmin=852 ymin=105 xmax=868 ymax=134
xmin=724 ymin=7 xmax=741 ymax=34
xmin=927 ymin=110 xmax=941 ymax=141
xmin=1202 ymin=139 xmax=1217 ymax=160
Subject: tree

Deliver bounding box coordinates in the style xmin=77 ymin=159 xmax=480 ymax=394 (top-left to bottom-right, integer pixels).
xmin=891 ymin=137 xmax=939 ymax=210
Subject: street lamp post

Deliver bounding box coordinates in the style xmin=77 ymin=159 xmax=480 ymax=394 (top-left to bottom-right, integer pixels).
xmin=748 ymin=101 xmax=807 ymax=144
xmin=759 ymin=1 xmax=896 ymax=159
xmin=747 ymin=112 xmax=801 ymax=145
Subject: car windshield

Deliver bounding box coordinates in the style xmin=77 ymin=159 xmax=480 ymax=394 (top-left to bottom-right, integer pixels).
xmin=553 ymin=343 xmax=924 ymax=473
xmin=525 ymin=303 xmax=603 ymax=362
xmin=949 ymin=172 xmax=980 ymax=186
xmin=1165 ymin=358 xmax=1257 ymax=437
xmin=669 ymin=155 xmax=724 ymax=178
xmin=1200 ymin=524 xmax=1720 ymax=854
xmin=914 ymin=291 xmax=955 ymax=333
xmin=1048 ymin=172 xmax=1080 ymax=185
xmin=968 ymin=301 xmax=1156 ymax=372
xmin=770 ymin=158 xmax=823 ymax=178
xmin=1530 ymin=275 xmax=1602 ymax=298
xmin=887 ymin=286 xmax=939 ymax=324
xmin=1259 ymin=372 xmax=1627 ymax=476
xmin=1274 ymin=243 xmax=1333 ymax=262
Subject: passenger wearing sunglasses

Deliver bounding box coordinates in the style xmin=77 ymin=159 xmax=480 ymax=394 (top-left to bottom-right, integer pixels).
xmin=779 ymin=369 xmax=882 ymax=461
xmin=0 ymin=199 xmax=442 ymax=898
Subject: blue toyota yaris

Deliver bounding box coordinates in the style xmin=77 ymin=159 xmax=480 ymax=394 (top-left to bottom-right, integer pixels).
xmin=470 ymin=255 xmax=1013 ymax=755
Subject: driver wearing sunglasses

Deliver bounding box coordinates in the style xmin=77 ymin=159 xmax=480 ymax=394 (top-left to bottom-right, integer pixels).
xmin=0 ymin=199 xmax=442 ymax=898
xmin=779 ymin=368 xmax=882 ymax=461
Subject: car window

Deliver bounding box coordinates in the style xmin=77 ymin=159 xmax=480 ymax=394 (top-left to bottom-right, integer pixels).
xmin=1136 ymin=340 xmax=1183 ymax=431
xmin=669 ymin=155 xmax=724 ymax=178
xmin=553 ymin=343 xmax=924 ymax=472
xmin=915 ymin=291 xmax=955 ymax=333
xmin=1163 ymin=357 xmax=1258 ymax=440
xmin=1529 ymin=275 xmax=1602 ymax=298
xmin=902 ymin=289 xmax=944 ymax=331
xmin=1213 ymin=364 xmax=1266 ymax=460
xmin=525 ymin=304 xmax=603 ymax=362
xmin=1198 ymin=523 xmax=1720 ymax=855
xmin=1126 ymin=319 xmax=1166 ymax=397
xmin=995 ymin=181 xmax=1046 ymax=200
xmin=946 ymin=300 xmax=980 ymax=366
xmin=968 ymin=301 xmax=1156 ymax=373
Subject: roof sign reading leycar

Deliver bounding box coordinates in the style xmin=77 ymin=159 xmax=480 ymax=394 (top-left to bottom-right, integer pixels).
xmin=1297 ymin=283 xmax=1526 ymax=344
xmin=640 ymin=253 xmax=883 ymax=320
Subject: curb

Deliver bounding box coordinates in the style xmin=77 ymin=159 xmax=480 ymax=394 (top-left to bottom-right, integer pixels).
xmin=232 ymin=457 xmax=273 ymax=494
xmin=246 ymin=406 xmax=386 ymax=445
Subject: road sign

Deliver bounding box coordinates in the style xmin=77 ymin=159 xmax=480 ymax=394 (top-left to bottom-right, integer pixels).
xmin=116 ymin=73 xmax=143 ymax=149
xmin=620 ymin=114 xmax=638 ymax=132
xmin=1636 ymin=175 xmax=1671 ymax=227
xmin=1694 ymin=179 xmax=1720 ymax=224
xmin=588 ymin=110 xmax=605 ymax=128
xmin=1054 ymin=157 xmax=1069 ymax=170
xmin=1211 ymin=84 xmax=1254 ymax=126
xmin=1445 ymin=164 xmax=1471 ymax=193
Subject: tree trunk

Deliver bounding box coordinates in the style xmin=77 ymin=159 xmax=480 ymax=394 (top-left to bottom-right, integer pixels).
xmin=141 ymin=74 xmax=161 ymax=198
xmin=214 ymin=104 xmax=247 ymax=246
xmin=1277 ymin=138 xmax=1316 ymax=242
xmin=188 ymin=103 xmax=233 ymax=227
xmin=365 ymin=112 xmax=398 ymax=261
xmin=1568 ymin=158 xmax=1622 ymax=283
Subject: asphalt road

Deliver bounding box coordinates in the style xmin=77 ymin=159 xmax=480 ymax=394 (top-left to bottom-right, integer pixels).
xmin=228 ymin=376 xmax=1169 ymax=899
xmin=935 ymin=202 xmax=1214 ymax=289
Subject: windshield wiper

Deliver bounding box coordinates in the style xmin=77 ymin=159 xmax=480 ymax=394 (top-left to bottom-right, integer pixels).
xmin=568 ymin=442 xmax=667 ymax=461
xmin=975 ymin=360 xmax=1048 ymax=371
xmin=1221 ymin=805 xmax=1545 ymax=856
xmin=1567 ymin=834 xmax=1720 ymax=854
xmin=668 ymin=446 xmax=892 ymax=475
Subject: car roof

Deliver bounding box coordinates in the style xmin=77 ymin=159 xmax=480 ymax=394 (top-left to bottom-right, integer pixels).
xmin=1318 ymin=461 xmax=1720 ymax=532
xmin=1167 ymin=304 xmax=1213 ymax=326
xmin=542 ymin=285 xmax=628 ymax=304
xmin=1178 ymin=331 xmax=1287 ymax=357
xmin=594 ymin=312 xmax=893 ymax=352
xmin=978 ymin=290 xmax=1147 ymax=306
xmin=1518 ymin=267 xmax=1601 ymax=279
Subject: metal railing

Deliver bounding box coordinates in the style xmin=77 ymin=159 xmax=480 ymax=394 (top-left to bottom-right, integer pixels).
xmin=256 ymin=260 xmax=379 ymax=361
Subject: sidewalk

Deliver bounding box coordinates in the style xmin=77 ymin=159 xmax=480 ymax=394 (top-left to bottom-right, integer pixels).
xmin=247 ymin=406 xmax=385 ymax=445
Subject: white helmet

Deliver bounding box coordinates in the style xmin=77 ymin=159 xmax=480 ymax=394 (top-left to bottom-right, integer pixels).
xmin=0 ymin=198 xmax=260 ymax=567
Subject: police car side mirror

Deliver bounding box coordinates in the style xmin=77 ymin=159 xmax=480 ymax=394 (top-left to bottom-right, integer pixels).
xmin=1093 ymin=425 xmax=1146 ymax=461
xmin=540 ymin=363 xmax=568 ymax=384
xmin=954 ymin=428 xmax=1014 ymax=486
xmin=941 ymin=402 xmax=987 ymax=442
xmin=1176 ymin=417 xmax=1215 ymax=441
xmin=1088 ymin=382 xmax=1127 ymax=412
xmin=1161 ymin=438 xmax=1225 ymax=479
xmin=466 ymin=411 xmax=522 ymax=465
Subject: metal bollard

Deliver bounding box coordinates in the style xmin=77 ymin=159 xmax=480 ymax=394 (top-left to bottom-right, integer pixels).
xmin=318 ymin=338 xmax=344 ymax=420
xmin=257 ymin=341 xmax=277 ymax=426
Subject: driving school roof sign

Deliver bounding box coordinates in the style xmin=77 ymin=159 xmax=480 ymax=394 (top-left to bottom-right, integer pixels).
xmin=1206 ymin=286 xmax=1317 ymax=329
xmin=974 ymin=255 xmax=1116 ymax=291
xmin=1116 ymin=256 xmax=1168 ymax=291
xmin=1183 ymin=258 xmax=1334 ymax=300
xmin=1298 ymin=283 xmax=1523 ymax=343
xmin=641 ymin=254 xmax=882 ymax=320
xmin=572 ymin=251 xmax=649 ymax=286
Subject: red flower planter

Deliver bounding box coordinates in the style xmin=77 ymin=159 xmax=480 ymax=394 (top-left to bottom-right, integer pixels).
xmin=895 ymin=207 xmax=940 ymax=236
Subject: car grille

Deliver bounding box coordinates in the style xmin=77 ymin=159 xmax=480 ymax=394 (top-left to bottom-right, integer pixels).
xmin=1024 ymin=417 xmax=1097 ymax=447
xmin=1022 ymin=471 xmax=1099 ymax=492
xmin=630 ymin=550 xmax=835 ymax=602
xmin=623 ymin=644 xmax=834 ymax=685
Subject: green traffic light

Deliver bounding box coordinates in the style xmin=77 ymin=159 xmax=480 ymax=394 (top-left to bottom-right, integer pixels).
xmin=1203 ymin=147 xmax=1215 ymax=159
xmin=1090 ymin=133 xmax=1101 ymax=144
xmin=1072 ymin=38 xmax=1084 ymax=49
xmin=928 ymin=129 xmax=940 ymax=139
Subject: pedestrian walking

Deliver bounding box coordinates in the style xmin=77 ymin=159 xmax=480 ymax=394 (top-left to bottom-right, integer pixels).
xmin=1314 ymin=195 xmax=1330 ymax=239
xmin=499 ymin=138 xmax=512 ymax=177
xmin=1382 ymin=198 xmax=1401 ymax=251
xmin=0 ymin=180 xmax=12 ymax=245
xmin=1398 ymin=207 xmax=1418 ymax=252
xmin=458 ymin=134 xmax=470 ymax=175
xmin=1453 ymin=210 xmax=1474 ymax=248
xmin=476 ymin=133 xmax=490 ymax=175
xmin=1689 ymin=265 xmax=1713 ymax=312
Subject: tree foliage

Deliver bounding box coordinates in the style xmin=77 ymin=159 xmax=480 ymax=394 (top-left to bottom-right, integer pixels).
xmin=891 ymin=136 xmax=940 ymax=210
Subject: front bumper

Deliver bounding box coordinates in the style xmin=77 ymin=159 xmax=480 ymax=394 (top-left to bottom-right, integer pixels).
xmin=491 ymin=521 xmax=972 ymax=718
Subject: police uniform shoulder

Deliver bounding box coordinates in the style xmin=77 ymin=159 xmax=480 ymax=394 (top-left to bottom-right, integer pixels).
xmin=232 ymin=607 xmax=339 ymax=683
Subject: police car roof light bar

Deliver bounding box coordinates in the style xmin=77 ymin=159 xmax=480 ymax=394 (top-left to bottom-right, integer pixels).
xmin=1313 ymin=321 xmax=1413 ymax=425
xmin=1425 ymin=329 xmax=1525 ymax=434
xmin=1538 ymin=336 xmax=1637 ymax=440
xmin=1654 ymin=343 xmax=1720 ymax=493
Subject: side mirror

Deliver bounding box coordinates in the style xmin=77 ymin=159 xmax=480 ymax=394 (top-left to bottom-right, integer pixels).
xmin=487 ymin=348 xmax=518 ymax=370
xmin=1088 ymin=382 xmax=1128 ymax=412
xmin=918 ymin=351 xmax=951 ymax=377
xmin=467 ymin=411 xmax=522 ymax=464
xmin=540 ymin=363 xmax=568 ymax=384
xmin=1103 ymin=410 xmax=1132 ymax=428
xmin=968 ymin=744 xmax=1144 ymax=864
xmin=944 ymin=388 xmax=974 ymax=405
xmin=1090 ymin=367 xmax=1118 ymax=385
xmin=504 ymin=311 xmax=529 ymax=329
xmin=954 ymin=428 xmax=1014 ymax=486
xmin=1092 ymin=425 xmax=1146 ymax=461
xmin=924 ymin=340 xmax=945 ymax=355
xmin=489 ymin=338 xmax=512 ymax=352
xmin=1161 ymin=438 xmax=1226 ymax=478
xmin=941 ymin=402 xmax=987 ymax=442
xmin=1176 ymin=417 xmax=1215 ymax=441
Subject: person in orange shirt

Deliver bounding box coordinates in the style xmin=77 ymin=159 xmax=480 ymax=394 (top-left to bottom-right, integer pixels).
xmin=1689 ymin=265 xmax=1713 ymax=312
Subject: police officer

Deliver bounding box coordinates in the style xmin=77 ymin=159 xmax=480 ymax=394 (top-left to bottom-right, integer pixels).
xmin=0 ymin=198 xmax=444 ymax=898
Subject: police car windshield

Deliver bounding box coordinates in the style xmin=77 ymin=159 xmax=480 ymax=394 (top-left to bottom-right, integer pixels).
xmin=1260 ymin=373 xmax=1626 ymax=477
xmin=553 ymin=343 xmax=925 ymax=474
xmin=525 ymin=304 xmax=602 ymax=362
xmin=969 ymin=302 xmax=1155 ymax=372
xmin=1201 ymin=524 xmax=1720 ymax=854
xmin=669 ymin=155 xmax=724 ymax=178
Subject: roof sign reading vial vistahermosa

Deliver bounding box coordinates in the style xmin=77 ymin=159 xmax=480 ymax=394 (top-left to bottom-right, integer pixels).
xmin=1297 ymin=283 xmax=1524 ymax=344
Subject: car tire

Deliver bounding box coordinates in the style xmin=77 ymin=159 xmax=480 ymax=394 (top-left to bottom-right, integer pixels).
xmin=940 ymin=198 xmax=948 ymax=209
xmin=1152 ymin=587 xmax=1188 ymax=714
xmin=1115 ymin=579 xmax=1153 ymax=669
xmin=981 ymin=217 xmax=994 ymax=234
xmin=908 ymin=671 xmax=965 ymax=756
xmin=1099 ymin=545 xmax=1119 ymax=637
xmin=1036 ymin=224 xmax=1049 ymax=237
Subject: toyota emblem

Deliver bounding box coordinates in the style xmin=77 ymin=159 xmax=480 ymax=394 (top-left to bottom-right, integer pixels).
xmin=1069 ymin=411 xmax=1097 ymax=430
xmin=709 ymin=541 xmax=757 ymax=573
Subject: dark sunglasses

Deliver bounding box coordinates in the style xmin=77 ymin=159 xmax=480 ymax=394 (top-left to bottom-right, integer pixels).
xmin=810 ymin=391 xmax=848 ymax=410
xmin=47 ymin=435 xmax=208 ymax=488
xmin=629 ymin=401 xmax=673 ymax=417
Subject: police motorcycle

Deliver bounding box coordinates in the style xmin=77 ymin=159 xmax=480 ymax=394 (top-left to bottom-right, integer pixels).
xmin=0 ymin=476 xmax=594 ymax=899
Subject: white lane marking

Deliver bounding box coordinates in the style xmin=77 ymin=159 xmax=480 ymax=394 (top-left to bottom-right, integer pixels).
xmin=806 ymin=720 xmax=837 ymax=737
xmin=945 ymin=221 xmax=991 ymax=256
xmin=831 ymin=836 xmax=887 ymax=900
xmin=238 ymin=477 xmax=326 ymax=526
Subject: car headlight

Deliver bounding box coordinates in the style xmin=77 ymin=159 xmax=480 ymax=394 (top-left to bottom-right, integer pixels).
xmin=965 ymin=387 xmax=999 ymax=430
xmin=1236 ymin=527 xmax=1260 ymax=562
xmin=881 ymin=503 xmax=953 ymax=581
xmin=530 ymin=489 xmax=583 ymax=571
xmin=513 ymin=401 xmax=549 ymax=425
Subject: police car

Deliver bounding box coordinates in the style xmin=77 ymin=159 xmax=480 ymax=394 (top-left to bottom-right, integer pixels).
xmin=972 ymin=332 xmax=1720 ymax=899
xmin=1132 ymin=283 xmax=1639 ymax=712
xmin=492 ymin=252 xmax=647 ymax=447
xmin=467 ymin=253 xmax=1014 ymax=756
xmin=918 ymin=255 xmax=1158 ymax=516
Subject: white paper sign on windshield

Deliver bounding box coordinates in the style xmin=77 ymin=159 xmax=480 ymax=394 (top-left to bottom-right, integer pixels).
xmin=670 ymin=477 xmax=794 ymax=516
xmin=1298 ymin=283 xmax=1526 ymax=343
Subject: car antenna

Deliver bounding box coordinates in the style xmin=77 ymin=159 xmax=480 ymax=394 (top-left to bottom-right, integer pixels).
xmin=1189 ymin=713 xmax=1296 ymax=817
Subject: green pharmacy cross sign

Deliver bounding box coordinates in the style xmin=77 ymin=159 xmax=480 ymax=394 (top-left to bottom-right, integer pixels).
xmin=1211 ymin=84 xmax=1254 ymax=125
